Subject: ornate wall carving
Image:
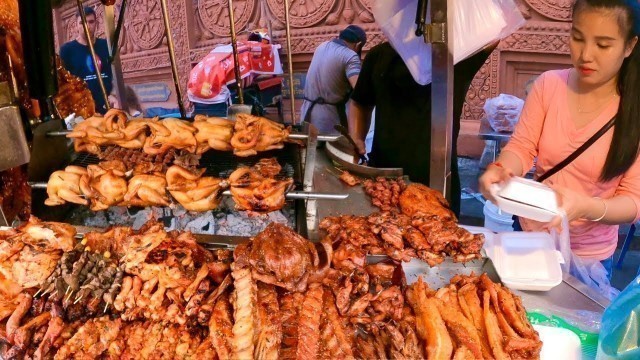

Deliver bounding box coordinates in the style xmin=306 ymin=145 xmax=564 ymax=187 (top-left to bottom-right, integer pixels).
xmin=460 ymin=0 xmax=572 ymax=125
xmin=524 ymin=0 xmax=573 ymax=21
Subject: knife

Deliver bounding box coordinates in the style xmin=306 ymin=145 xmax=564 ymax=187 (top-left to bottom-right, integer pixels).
xmin=334 ymin=124 xmax=368 ymax=165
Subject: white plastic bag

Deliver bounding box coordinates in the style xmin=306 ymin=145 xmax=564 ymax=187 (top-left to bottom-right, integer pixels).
xmin=372 ymin=0 xmax=525 ymax=85
xmin=483 ymin=93 xmax=524 ymax=132
xmin=551 ymin=215 xmax=620 ymax=300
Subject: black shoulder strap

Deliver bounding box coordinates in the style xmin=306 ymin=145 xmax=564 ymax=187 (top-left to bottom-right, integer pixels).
xmin=538 ymin=116 xmax=616 ymax=183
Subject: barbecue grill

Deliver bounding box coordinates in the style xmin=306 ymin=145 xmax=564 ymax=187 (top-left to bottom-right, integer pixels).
xmin=28 ymin=120 xmax=346 ymax=241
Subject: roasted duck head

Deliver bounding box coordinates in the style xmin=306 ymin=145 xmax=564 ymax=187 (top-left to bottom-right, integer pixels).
xmin=240 ymin=223 xmax=331 ymax=292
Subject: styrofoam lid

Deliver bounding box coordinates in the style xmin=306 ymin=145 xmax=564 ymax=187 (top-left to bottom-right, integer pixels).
xmin=491 ymin=177 xmax=559 ymax=222
xmin=488 ymin=232 xmax=563 ymax=291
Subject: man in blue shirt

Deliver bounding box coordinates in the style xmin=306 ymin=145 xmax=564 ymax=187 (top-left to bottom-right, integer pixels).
xmin=60 ymin=6 xmax=119 ymax=114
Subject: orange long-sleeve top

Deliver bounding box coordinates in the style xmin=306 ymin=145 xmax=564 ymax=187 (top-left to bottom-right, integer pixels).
xmin=502 ymin=69 xmax=640 ymax=260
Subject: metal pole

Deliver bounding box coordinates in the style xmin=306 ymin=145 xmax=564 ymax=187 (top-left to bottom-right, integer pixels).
xmin=109 ymin=0 xmax=127 ymax=63
xmin=104 ymin=5 xmax=126 ymax=111
xmin=76 ymin=0 xmax=110 ymax=110
xmin=227 ymin=0 xmax=244 ymax=104
xmin=428 ymin=0 xmax=454 ymax=198
xmin=283 ymin=0 xmax=296 ymax=124
xmin=159 ymin=0 xmax=186 ymax=118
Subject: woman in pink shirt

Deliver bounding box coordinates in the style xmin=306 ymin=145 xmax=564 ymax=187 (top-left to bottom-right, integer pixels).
xmin=480 ymin=0 xmax=640 ymax=276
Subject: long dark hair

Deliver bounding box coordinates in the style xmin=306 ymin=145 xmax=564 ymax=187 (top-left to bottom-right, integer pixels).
xmin=573 ymin=0 xmax=640 ymax=181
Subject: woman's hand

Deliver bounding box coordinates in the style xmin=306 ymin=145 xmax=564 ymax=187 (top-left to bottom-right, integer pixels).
xmin=546 ymin=185 xmax=604 ymax=231
xmin=478 ymin=163 xmax=514 ymax=203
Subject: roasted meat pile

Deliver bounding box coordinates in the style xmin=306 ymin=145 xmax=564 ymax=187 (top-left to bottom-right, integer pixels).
xmin=45 ymin=158 xmax=293 ymax=213
xmin=364 ymin=176 xmax=407 ymax=211
xmin=0 ymin=218 xmax=233 ymax=359
xmin=0 ymin=218 xmax=540 ymax=359
xmin=406 ymin=274 xmax=542 ymax=359
xmin=98 ymin=146 xmax=201 ymax=173
xmin=322 ymin=210 xmax=484 ymax=267
xmin=0 ymin=165 xmax=31 ymax=222
xmin=68 ymin=110 xmax=295 ymax=157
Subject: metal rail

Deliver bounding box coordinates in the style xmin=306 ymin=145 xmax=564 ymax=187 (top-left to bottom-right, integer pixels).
xmin=28 ymin=182 xmax=347 ymax=200
xmin=159 ymin=0 xmax=186 ymax=118
xmin=46 ymin=130 xmax=339 ymax=142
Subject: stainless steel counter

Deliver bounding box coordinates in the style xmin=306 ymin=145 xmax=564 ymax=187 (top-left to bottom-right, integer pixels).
xmin=311 ymin=148 xmax=609 ymax=316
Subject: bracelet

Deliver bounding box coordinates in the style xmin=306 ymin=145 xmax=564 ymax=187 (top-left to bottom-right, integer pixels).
xmin=590 ymin=197 xmax=607 ymax=222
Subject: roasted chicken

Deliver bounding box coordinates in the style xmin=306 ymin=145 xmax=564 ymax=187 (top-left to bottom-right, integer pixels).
xmin=166 ymin=165 xmax=227 ymax=212
xmin=400 ymin=183 xmax=457 ymax=220
xmin=228 ymin=161 xmax=293 ymax=212
xmin=143 ymin=118 xmax=198 ymax=155
xmin=123 ymin=173 xmax=170 ymax=207
xmin=193 ymin=115 xmax=234 ymax=153
xmin=44 ymin=166 xmax=88 ymax=206
xmin=79 ymin=160 xmax=128 ymax=211
xmin=230 ymin=114 xmax=291 ymax=157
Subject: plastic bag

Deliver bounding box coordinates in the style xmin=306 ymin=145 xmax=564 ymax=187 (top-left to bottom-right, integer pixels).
xmin=372 ymin=0 xmax=525 ymax=85
xmin=551 ymin=215 xmax=620 ymax=301
xmin=596 ymin=274 xmax=640 ymax=359
xmin=527 ymin=306 xmax=601 ymax=358
xmin=483 ymin=93 xmax=524 ymax=132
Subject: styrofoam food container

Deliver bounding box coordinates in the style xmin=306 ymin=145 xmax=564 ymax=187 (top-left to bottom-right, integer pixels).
xmin=490 ymin=177 xmax=559 ymax=222
xmin=534 ymin=324 xmax=582 ymax=360
xmin=487 ymin=232 xmax=564 ymax=291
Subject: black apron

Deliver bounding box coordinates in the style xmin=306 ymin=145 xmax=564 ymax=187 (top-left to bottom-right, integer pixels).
xmin=302 ymin=96 xmax=349 ymax=129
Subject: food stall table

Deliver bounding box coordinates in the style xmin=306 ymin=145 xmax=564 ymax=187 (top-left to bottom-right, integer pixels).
xmin=478 ymin=116 xmax=513 ymax=162
xmin=311 ymin=148 xmax=609 ymax=316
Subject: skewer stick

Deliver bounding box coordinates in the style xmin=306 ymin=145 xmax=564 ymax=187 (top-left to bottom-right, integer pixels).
xmin=34 ymin=289 xmax=42 ymax=298
xmin=66 ymin=291 xmax=75 ymax=303
xmin=74 ymin=295 xmax=84 ymax=305
xmin=104 ymin=302 xmax=110 ymax=313
xmin=65 ymin=285 xmax=71 ymax=296
xmin=41 ymin=288 xmax=51 ymax=297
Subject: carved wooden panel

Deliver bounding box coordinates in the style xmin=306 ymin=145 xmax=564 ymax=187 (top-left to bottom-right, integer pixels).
xmin=126 ymin=0 xmax=165 ymax=50
xmin=524 ymin=0 xmax=573 ymax=21
xmin=461 ymin=0 xmax=572 ymax=124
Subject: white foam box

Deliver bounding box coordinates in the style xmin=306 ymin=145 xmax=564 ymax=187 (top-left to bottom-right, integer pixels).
xmin=484 ymin=231 xmax=564 ymax=291
xmin=491 ymin=177 xmax=559 ymax=222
